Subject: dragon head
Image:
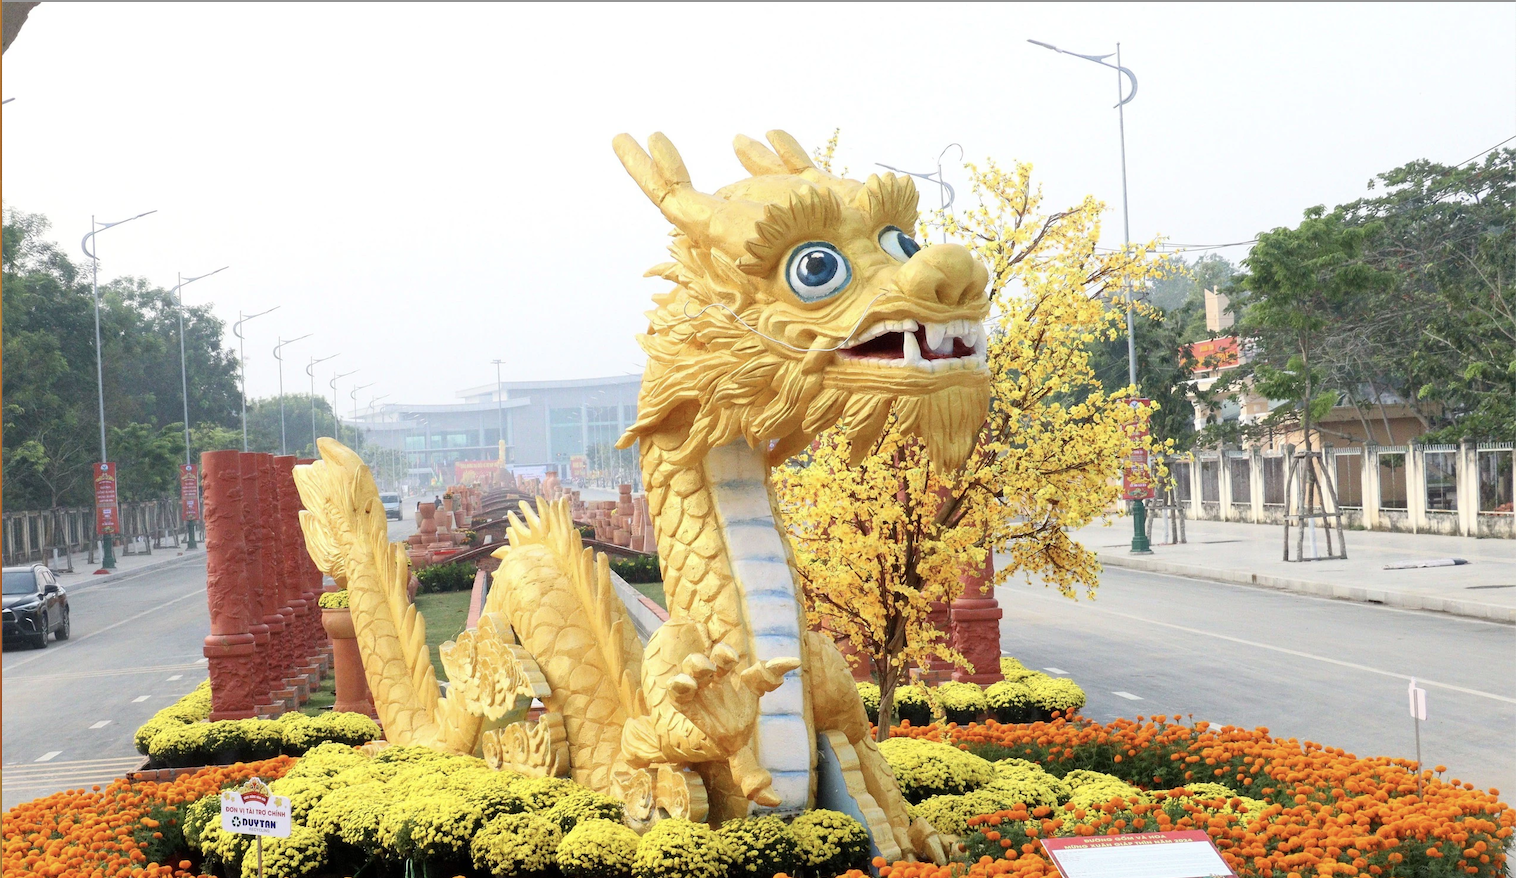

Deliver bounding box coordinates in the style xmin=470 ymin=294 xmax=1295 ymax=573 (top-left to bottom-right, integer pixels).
xmin=614 ymin=130 xmax=990 ymax=470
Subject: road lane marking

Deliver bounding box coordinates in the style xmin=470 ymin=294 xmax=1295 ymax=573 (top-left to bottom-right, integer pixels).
xmin=167 ymin=674 xmax=182 ymax=680
xmin=5 ymin=589 xmax=208 ymax=670
xmin=35 ymin=752 xmax=61 ymax=762
xmin=5 ymin=662 xmax=204 ymax=682
xmin=1001 ymin=585 xmax=1516 ymax=705
xmin=89 ymin=721 xmax=111 ymax=729
xmin=1044 ymin=667 xmax=1068 ymax=674
xmin=195 ymin=657 xmax=208 ymax=663
xmin=1112 ymin=691 xmax=1143 ymax=700
xmin=132 ymin=695 xmax=150 ymax=703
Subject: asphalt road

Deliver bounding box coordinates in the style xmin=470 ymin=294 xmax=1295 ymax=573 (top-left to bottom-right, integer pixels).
xmin=1 ymin=498 xmax=420 ymax=811
xmin=994 ymin=560 xmax=1516 ymax=798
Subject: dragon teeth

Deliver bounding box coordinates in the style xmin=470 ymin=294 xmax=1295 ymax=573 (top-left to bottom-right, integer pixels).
xmin=902 ymin=331 xmax=924 ymax=365
xmin=925 ymin=323 xmax=947 ymax=352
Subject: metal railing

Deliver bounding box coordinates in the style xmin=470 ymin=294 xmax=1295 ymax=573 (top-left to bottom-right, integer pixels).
xmin=2 ymin=498 xmax=183 ymax=568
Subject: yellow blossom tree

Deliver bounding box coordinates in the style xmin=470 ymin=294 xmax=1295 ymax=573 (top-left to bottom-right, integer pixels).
xmin=775 ymin=150 xmax=1166 ymax=737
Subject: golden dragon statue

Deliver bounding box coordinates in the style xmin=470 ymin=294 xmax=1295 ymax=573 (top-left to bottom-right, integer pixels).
xmin=293 ymin=130 xmax=991 ymax=861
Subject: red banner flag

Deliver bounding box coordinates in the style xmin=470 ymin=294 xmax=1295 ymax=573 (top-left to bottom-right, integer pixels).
xmin=180 ymin=463 xmax=201 ymax=521
xmin=1122 ymin=399 xmax=1156 ymax=501
xmin=94 ymin=462 xmax=120 ymax=534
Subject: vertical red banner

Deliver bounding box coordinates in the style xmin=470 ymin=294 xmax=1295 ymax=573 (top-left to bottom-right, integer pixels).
xmin=1122 ymin=398 xmax=1156 ymax=501
xmin=94 ymin=462 xmax=120 ymax=534
xmin=180 ymin=463 xmax=201 ymax=521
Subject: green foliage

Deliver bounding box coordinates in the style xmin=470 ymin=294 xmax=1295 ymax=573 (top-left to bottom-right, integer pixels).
xmin=630 ymin=818 xmax=732 ymax=878
xmin=415 ymin=560 xmax=478 ymax=594
xmin=2 ymin=208 xmax=241 ymax=509
xmin=609 ymin=553 xmax=661 ymax=584
xmin=716 ymin=815 xmax=802 ymax=878
xmin=788 ymin=809 xmax=870 ymax=877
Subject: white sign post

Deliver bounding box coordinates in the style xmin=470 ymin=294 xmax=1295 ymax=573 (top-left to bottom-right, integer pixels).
xmin=1408 ymin=678 xmax=1427 ymax=795
xmin=220 ymin=778 xmax=291 ymax=878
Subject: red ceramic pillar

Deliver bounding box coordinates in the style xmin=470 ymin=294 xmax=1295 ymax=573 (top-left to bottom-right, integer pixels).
xmin=951 ymin=551 xmax=1005 ymax=685
xmin=259 ymin=454 xmax=299 ymax=705
xmin=275 ymin=456 xmax=314 ymax=702
xmin=238 ymin=453 xmax=277 ymax=709
xmin=202 ymin=450 xmax=258 ymax=720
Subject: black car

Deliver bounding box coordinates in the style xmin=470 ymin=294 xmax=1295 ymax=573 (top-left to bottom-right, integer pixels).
xmin=2 ymin=564 xmax=70 ymax=649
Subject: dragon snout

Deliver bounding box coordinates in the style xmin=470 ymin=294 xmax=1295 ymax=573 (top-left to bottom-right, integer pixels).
xmin=892 ymin=243 xmax=989 ymax=308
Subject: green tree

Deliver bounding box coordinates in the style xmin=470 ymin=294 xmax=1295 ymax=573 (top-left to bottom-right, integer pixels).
xmin=1234 ymin=206 xmax=1391 ymax=454
xmin=109 ymin=422 xmax=186 ymax=502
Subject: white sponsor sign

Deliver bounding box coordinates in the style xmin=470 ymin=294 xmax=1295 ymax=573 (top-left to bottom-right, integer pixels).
xmin=1408 ymin=678 xmax=1427 ymax=721
xmin=220 ymin=778 xmax=291 ymax=838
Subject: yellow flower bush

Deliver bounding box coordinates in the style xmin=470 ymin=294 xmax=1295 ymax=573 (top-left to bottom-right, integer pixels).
xmin=630 ymin=818 xmax=732 ymax=878
xmin=855 ymin=682 xmax=881 ymax=725
xmin=879 ymin=737 xmax=996 ymax=802
xmin=716 ymin=815 xmax=802 ymax=877
xmin=935 ymin=680 xmax=989 ymax=723
xmin=984 ymin=758 xmax=1071 ymax=809
xmin=268 ymin=774 xmax=332 ymax=823
xmin=470 ymin=812 xmax=561 ymax=877
xmin=999 ymin=657 xmax=1036 ymax=681
xmin=892 ymin=683 xmax=934 ymax=727
xmin=133 ymin=680 xmax=212 ymax=754
xmin=1063 ymin=769 xmax=1143 ymax=811
xmin=510 ymin=776 xmax=581 ymax=811
xmin=789 ymin=809 xmax=871 ymax=877
xmin=317 ymin=589 xmax=349 ymax=609
xmin=238 ymin=824 xmax=326 ymax=878
xmin=306 ymin=782 xmax=392 ymax=852
xmin=377 ymin=791 xmax=484 ymax=862
xmin=280 ymin=741 xmax=369 ymax=779
xmin=556 ymin=818 xmax=639 ymax=878
xmin=444 ymin=767 xmax=528 ymax=820
xmin=544 ymin=789 xmax=623 ymax=833
xmin=1026 ymin=675 xmax=1086 ymax=714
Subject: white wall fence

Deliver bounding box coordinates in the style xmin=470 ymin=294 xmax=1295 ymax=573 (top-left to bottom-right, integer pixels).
xmin=2 ymin=499 xmax=186 ymax=569
xmin=1164 ymin=442 xmax=1515 ymax=539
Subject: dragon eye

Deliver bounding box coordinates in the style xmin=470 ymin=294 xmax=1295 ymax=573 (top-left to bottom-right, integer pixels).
xmin=879 ymin=226 xmax=921 ymax=262
xmin=785 ymin=242 xmax=851 ymax=302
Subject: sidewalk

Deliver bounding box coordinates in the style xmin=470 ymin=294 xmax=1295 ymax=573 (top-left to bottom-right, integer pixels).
xmin=45 ymin=543 xmax=206 ymax=594
xmin=1071 ymin=517 xmax=1516 ymax=624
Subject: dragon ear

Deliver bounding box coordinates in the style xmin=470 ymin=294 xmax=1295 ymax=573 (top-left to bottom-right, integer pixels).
xmin=733 ymin=134 xmax=787 ymax=176
xmin=765 ymin=130 xmax=818 ymax=174
xmin=613 ymin=132 xmax=728 ymax=244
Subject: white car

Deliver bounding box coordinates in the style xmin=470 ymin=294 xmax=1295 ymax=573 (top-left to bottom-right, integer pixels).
xmin=380 ymin=492 xmax=403 ymax=520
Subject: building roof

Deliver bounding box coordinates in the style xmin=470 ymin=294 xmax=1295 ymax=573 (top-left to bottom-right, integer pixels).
xmin=455 ymin=372 xmax=642 ymax=399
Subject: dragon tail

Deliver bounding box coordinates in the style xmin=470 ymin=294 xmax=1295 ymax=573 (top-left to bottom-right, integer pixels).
xmin=487 ymin=498 xmax=645 ymax=795
xmin=294 ymin=438 xmax=480 ymax=752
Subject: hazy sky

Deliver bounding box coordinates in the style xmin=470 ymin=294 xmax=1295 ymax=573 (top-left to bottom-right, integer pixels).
xmin=4 ymin=2 xmax=1513 ymax=409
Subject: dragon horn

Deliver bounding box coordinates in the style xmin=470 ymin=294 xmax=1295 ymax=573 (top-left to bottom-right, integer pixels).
xmin=765 ymin=130 xmax=818 ymax=174
xmin=612 ymin=132 xmax=727 ymax=247
xmin=733 ymin=134 xmax=787 ymax=176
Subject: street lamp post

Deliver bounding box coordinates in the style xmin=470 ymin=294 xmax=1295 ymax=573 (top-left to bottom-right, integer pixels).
xmin=368 ymin=394 xmax=390 ymax=487
xmin=81 ymin=210 xmax=157 ymax=570
xmin=273 ymin=334 xmax=312 ymax=455
xmin=233 ymin=306 xmax=279 ymax=451
xmin=876 ymin=143 xmax=963 ymax=243
xmin=306 ymin=354 xmax=339 ymax=451
xmin=167 ymin=265 xmax=229 ymax=549
xmin=1029 ymin=37 xmax=1150 ymax=554
xmin=349 ymin=382 xmax=375 ymax=457
xmin=329 ymin=370 xmax=358 ymax=446
xmin=491 ymin=359 xmax=507 ymax=465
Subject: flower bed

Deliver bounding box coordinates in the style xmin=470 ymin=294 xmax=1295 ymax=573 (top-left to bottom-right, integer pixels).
xmin=134 ymin=682 xmax=383 ymax=768
xmin=861 ymin=714 xmax=1512 ymax=878
xmin=856 ymin=658 xmax=1087 ymax=727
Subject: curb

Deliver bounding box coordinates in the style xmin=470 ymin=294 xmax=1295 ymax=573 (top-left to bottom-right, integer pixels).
xmin=62 ymin=549 xmax=206 ymax=593
xmin=1097 ymin=553 xmax=1516 ymax=625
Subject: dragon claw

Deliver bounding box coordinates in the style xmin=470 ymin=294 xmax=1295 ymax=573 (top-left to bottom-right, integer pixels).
xmin=669 ymin=673 xmax=699 ymax=701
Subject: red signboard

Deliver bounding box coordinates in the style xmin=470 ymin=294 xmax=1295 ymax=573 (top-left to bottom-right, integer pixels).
xmin=1183 ymin=336 xmax=1240 ymax=374
xmin=453 ymin=460 xmax=499 ymax=486
xmin=94 ymin=462 xmax=120 ymax=534
xmin=179 ymin=463 xmax=201 ymax=521
xmin=1122 ymin=399 xmax=1156 ymax=501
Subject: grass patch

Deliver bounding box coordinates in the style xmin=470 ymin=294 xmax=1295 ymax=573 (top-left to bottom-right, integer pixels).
xmin=299 ymin=672 xmax=336 ymax=717
xmin=415 ymin=589 xmax=473 ymax=680
xmin=631 ymin=580 xmax=666 ymax=610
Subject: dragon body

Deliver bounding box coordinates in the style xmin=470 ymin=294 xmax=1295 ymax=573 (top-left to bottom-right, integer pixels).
xmin=294 ymin=130 xmax=991 ymax=861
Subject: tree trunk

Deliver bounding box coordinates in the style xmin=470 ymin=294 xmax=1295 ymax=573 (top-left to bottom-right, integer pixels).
xmin=875 ymin=659 xmax=897 ymax=743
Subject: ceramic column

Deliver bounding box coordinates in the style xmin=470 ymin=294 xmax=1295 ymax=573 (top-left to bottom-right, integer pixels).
xmin=950 ymin=552 xmax=1004 ymax=685
xmin=202 ymin=450 xmax=259 ymax=720
xmin=238 ymin=453 xmax=275 ymax=706
xmin=276 ymin=456 xmax=317 ymax=701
